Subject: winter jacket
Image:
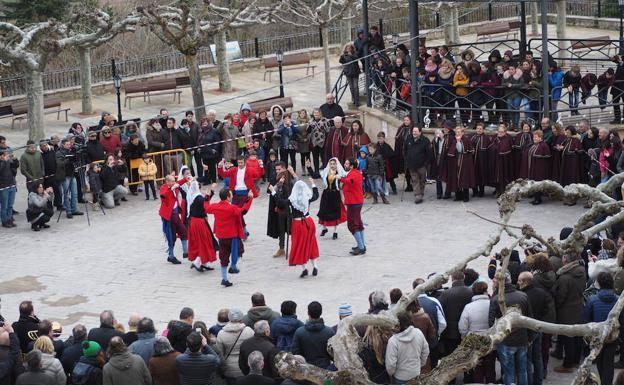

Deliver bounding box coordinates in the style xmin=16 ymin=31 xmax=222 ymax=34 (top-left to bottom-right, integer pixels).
xmin=339 ymin=52 xmax=360 ymax=79
xmin=410 ymin=309 xmax=437 ymax=348
xmin=309 ymin=118 xmax=329 ymax=149
xmin=366 ymin=153 xmax=385 ymax=177
xmin=584 ymin=289 xmax=618 ymax=323
xmin=276 ymin=122 xmax=299 ymax=150
xmin=270 ymin=315 xmax=304 ymax=352
xmin=292 ymin=319 xmax=335 ymax=369
xmin=40 ymin=352 xmax=66 ymax=385
xmin=534 ymin=270 xmax=557 ymax=294
xmin=54 ymin=148 xmax=74 ymax=182
xmin=385 ymin=326 xmax=429 ymax=382
xmin=175 ymin=346 xmax=220 ymax=385
xmin=242 ymin=306 xmax=280 ymax=328
xmin=453 ymin=70 xmax=470 ymax=96
xmin=61 ymin=337 xmax=86 ymax=376
xmin=198 ymin=126 xmax=222 ymax=161
xmin=87 ymin=325 xmax=124 ymax=353
xmin=27 ymin=192 xmax=53 ymax=223
xmin=15 ymin=370 xmax=58 ymax=385
xmin=563 ymin=70 xmax=582 ymax=90
xmin=19 ymin=150 xmax=44 ymax=182
xmin=553 ymin=261 xmax=587 ymax=324
xmin=0 ymin=157 xmax=18 ymax=188
xmin=86 ymin=140 xmax=106 ymax=163
xmin=161 ymin=127 xmax=183 ymax=151
xmin=404 ymin=134 xmax=432 ymax=170
xmin=178 ymin=126 xmax=198 ymax=152
xmin=129 ymin=332 xmax=157 ymax=364
xmin=41 ymin=148 xmax=57 ymax=178
xmin=0 ymin=333 xmax=22 ymax=385
xmin=522 ymin=284 xmax=556 ymax=323
xmin=124 ymin=141 xmax=146 ymax=160
xmin=439 ymin=281 xmax=473 ymax=341
xmin=220 ymin=122 xmax=239 ymax=161
xmin=215 ymin=323 xmax=254 ymax=379
xmin=145 ymin=127 xmax=164 ymax=153
xmin=489 ymin=284 xmax=533 ymax=347
xmin=549 ymin=69 xmax=564 ymax=101
xmin=502 ymin=68 xmax=526 ymax=98
xmin=238 ymin=335 xmax=278 ymax=378
xmin=319 ymin=103 xmax=344 ymax=120
xmin=103 ymin=352 xmax=151 ymax=385
xmin=149 ymin=351 xmax=180 ymax=385
xmin=167 ymin=321 xmax=193 ymax=354
xmin=138 ymin=162 xmax=157 ymax=181
xmin=11 ymin=315 xmax=40 ymax=353
xmin=71 ymin=355 xmax=103 ymax=385
xmin=458 ymin=294 xmax=491 ymax=337
xmin=99 ymin=165 xmax=122 ymax=194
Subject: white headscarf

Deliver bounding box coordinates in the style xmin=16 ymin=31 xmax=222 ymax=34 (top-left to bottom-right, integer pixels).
xmin=186 ymin=180 xmax=202 ymax=217
xmin=178 ymin=165 xmax=190 ymax=194
xmin=320 ymin=157 xmax=347 ymax=189
xmin=289 ymin=180 xmax=313 ymax=214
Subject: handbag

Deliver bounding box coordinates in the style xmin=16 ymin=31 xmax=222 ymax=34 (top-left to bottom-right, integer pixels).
xmin=217 ymin=327 xmax=245 ymax=378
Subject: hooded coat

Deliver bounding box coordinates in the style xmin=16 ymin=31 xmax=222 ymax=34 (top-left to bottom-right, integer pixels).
xmin=270 ymin=315 xmax=305 ymax=352
xmin=242 ymin=306 xmax=280 ymax=328
xmin=553 ymin=261 xmax=587 ymax=324
xmin=215 ymin=323 xmax=254 ymax=379
xmin=385 ymin=326 xmax=430 ymax=382
xmin=103 ymin=352 xmax=152 ymax=385
xmin=291 ymin=319 xmax=335 ymax=369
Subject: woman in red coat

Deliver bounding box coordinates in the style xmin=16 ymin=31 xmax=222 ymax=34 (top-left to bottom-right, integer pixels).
xmin=522 ymin=129 xmax=551 ymax=205
xmin=186 ymin=181 xmax=217 ymax=272
xmin=559 ymin=126 xmax=583 ymax=189
xmin=446 ymin=126 xmax=476 ymax=202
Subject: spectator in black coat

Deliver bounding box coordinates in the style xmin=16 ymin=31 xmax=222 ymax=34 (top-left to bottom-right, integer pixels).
xmin=368 ymin=26 xmax=385 ymax=52
xmin=238 ymin=321 xmax=278 ymax=379
xmin=87 ymin=310 xmax=124 ymax=353
xmin=161 ymin=117 xmax=184 ymax=175
xmin=178 ymin=119 xmax=199 ymax=176
xmin=39 ymin=141 xmax=61 ymax=209
xmin=124 ymin=135 xmax=146 ymax=195
xmin=60 ymin=324 xmax=87 ymax=375
xmin=15 ymin=350 xmax=56 ymax=385
xmin=167 ymin=307 xmax=194 ymax=354
xmin=25 ymin=320 xmax=64 ymax=358
xmin=319 ymin=94 xmax=344 ymax=122
xmin=99 ymin=155 xmax=128 ymax=209
xmin=86 ymin=132 xmax=105 ymax=164
xmin=198 ymin=119 xmax=222 ymax=184
xmin=11 ymin=301 xmax=40 ymax=353
xmin=292 ymin=302 xmax=335 ymax=369
xmin=235 ymin=351 xmax=274 ymax=385
xmin=175 ymin=332 xmax=220 ymax=385
xmin=0 ymin=323 xmax=24 ymax=385
xmin=438 ymin=271 xmax=473 ymax=357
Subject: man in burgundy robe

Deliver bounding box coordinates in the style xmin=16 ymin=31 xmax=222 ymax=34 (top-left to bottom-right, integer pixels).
xmin=324 ymin=116 xmax=347 ymax=163
xmin=559 ymin=126 xmax=583 ymax=189
xmin=470 ymin=122 xmax=491 ymax=197
xmin=488 ymin=124 xmax=514 ymax=196
xmin=445 ymin=126 xmax=476 ymax=202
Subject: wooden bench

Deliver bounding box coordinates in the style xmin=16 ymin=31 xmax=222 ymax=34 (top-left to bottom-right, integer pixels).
xmin=123 ymin=76 xmax=187 ymax=109
xmin=248 ymin=96 xmax=294 ymax=113
xmin=570 ymin=36 xmax=615 ymax=56
xmin=263 ymin=53 xmax=316 ymax=82
xmin=0 ymin=97 xmax=70 ymax=129
xmin=476 ymin=21 xmax=514 ymax=41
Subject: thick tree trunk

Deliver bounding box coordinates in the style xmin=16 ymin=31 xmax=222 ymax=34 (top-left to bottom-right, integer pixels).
xmin=185 ymin=54 xmax=206 ymax=117
xmin=531 ymin=2 xmax=539 ymax=35
xmin=341 ymin=8 xmax=352 ymax=46
xmin=452 ymin=5 xmax=460 ymax=44
xmin=556 ymin=0 xmax=568 ymax=62
xmin=442 ymin=6 xmax=459 ymax=46
xmin=78 ymin=47 xmax=93 ymax=115
xmin=322 ymin=25 xmax=331 ymax=94
xmin=25 ymin=69 xmax=45 ymax=141
xmin=216 ymin=30 xmax=232 ymax=92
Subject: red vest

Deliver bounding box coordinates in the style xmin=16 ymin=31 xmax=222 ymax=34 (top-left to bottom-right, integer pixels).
xmin=342 ymin=169 xmax=363 ymax=204
xmin=205 ymin=198 xmax=253 ymax=239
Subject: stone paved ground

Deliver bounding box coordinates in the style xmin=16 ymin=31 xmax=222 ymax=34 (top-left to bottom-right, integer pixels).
xmin=1 ymin=22 xmax=621 ymax=384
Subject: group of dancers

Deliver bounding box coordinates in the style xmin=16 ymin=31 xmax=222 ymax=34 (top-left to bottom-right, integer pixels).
xmin=158 ymin=153 xmax=367 ymax=286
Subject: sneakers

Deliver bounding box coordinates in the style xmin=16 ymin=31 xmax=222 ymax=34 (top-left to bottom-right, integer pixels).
xmin=320 ymin=229 xmax=328 ymax=237
xmin=221 ymin=280 xmax=233 ymax=287
xmin=273 ymin=249 xmax=286 ymax=258
xmin=300 ymin=269 xmax=309 ymax=278
xmin=73 ymin=211 xmax=84 ymax=216
xmin=312 ymin=267 xmax=318 ymax=276
xmin=350 ymin=248 xmax=366 ymax=256
xmin=332 ymin=233 xmax=338 ymax=240
xmin=228 ymin=267 xmax=240 ymax=274
xmin=167 ymin=257 xmax=182 ymax=265
xmin=31 ymin=224 xmax=40 ymax=232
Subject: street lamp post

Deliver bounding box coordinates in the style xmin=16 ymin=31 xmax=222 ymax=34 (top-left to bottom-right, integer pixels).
xmin=276 ymin=49 xmax=285 ymax=98
xmin=620 ymin=0 xmax=624 ymax=56
xmin=392 ymin=33 xmax=399 ymax=56
xmin=111 ymin=59 xmax=123 ymax=123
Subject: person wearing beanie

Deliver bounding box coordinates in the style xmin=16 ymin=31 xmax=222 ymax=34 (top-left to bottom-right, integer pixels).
xmin=332 ymin=303 xmax=353 ymax=333
xmin=215 ymin=309 xmax=254 ymax=381
xmin=71 ymin=340 xmax=105 ymax=385
xmin=149 ymin=337 xmax=181 ymax=385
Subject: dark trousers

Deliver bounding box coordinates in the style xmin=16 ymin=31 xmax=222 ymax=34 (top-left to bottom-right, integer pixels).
xmin=440 ymin=337 xmax=461 ymax=358
xmin=143 ymin=181 xmax=156 ymax=199
xmin=597 ymin=342 xmax=616 ymax=385
xmin=312 ymin=146 xmax=324 ymax=173
xmin=300 ymin=152 xmax=310 ymax=173
xmin=346 ymin=204 xmax=363 ymax=234
xmin=436 ymin=180 xmax=443 ymax=198
xmin=560 ymin=335 xmax=582 ymax=368
xmin=613 ymin=92 xmax=623 ymax=120
xmin=278 ymin=214 xmax=288 ymax=249
xmin=193 ymin=152 xmax=204 ymax=179
xmin=32 ymin=214 xmax=51 ymax=227
xmin=280 ymin=148 xmax=297 ymax=171
xmin=457 ymin=98 xmax=471 ymax=124
xmin=464 ymin=351 xmax=496 ymax=384
xmin=46 ymin=178 xmax=62 ymax=208
xmin=202 ymin=158 xmax=218 ymax=184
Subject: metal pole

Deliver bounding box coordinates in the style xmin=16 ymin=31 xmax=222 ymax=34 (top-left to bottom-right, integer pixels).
xmin=363 ymin=0 xmax=371 ymax=107
xmin=540 ymin=0 xmax=550 ymax=120
xmin=111 ymin=59 xmax=123 ymax=123
xmin=254 ymin=37 xmax=260 ymax=58
xmin=278 ymin=61 xmax=285 ymax=98
xmin=488 ymin=3 xmax=493 ymax=21
xmin=620 ymin=4 xmax=624 ymax=56
xmin=319 ymin=27 xmax=323 ymax=47
xmin=409 ymin=0 xmax=420 ymax=124
xmin=597 ymin=0 xmax=602 ymax=18
xmin=520 ymin=0 xmax=527 ymax=58
xmin=379 ymin=18 xmax=384 ymax=37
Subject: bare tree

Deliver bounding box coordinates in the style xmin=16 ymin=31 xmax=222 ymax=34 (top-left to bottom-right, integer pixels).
xmin=0 ymin=10 xmax=138 ymax=140
xmin=274 ymin=177 xmax=624 ymax=385
xmin=271 ymin=0 xmax=358 ymax=94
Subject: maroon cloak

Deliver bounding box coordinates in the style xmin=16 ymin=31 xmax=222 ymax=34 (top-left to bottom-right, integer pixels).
xmin=522 ymin=141 xmax=551 ymax=181
xmin=445 ymin=135 xmax=476 ymax=191
xmin=394 ymin=124 xmax=410 ymax=174
xmin=512 ymin=132 xmax=533 ymax=179
xmin=324 ymin=126 xmax=348 ymax=163
xmin=341 ymin=131 xmax=371 ymax=161
xmin=470 ymin=133 xmax=491 ymax=187
xmin=439 ymin=132 xmax=453 ymax=183
xmin=550 ymin=134 xmax=566 ymax=183
xmin=559 ymin=137 xmax=582 ymax=186
xmin=488 ymin=134 xmax=514 ymax=188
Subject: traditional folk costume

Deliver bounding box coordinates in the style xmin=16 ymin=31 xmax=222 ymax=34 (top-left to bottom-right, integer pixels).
xmin=512 ymin=131 xmax=533 ymax=179
xmin=488 ymin=134 xmax=514 ymax=195
xmin=309 ymin=158 xmax=348 ymax=239
xmin=521 ymin=140 xmax=551 ymax=205
xmin=550 ymin=133 xmax=566 ymax=184
xmin=186 ymin=181 xmax=218 ymax=272
xmin=267 ymin=171 xmax=293 ymax=257
xmin=341 ymin=129 xmax=371 ymax=163
xmin=159 ymin=181 xmax=188 ymax=264
xmin=218 ymin=161 xmax=263 ymax=235
xmin=559 ymin=136 xmax=583 ymax=187
xmin=342 ymin=166 xmax=366 ymax=255
xmin=446 ymin=134 xmax=476 ymax=202
xmin=275 ymin=181 xmax=320 ymax=277
xmin=324 ymin=125 xmax=348 ymax=163
xmin=470 ymin=132 xmax=491 ymax=197
xmin=205 ymin=194 xmax=253 ymax=286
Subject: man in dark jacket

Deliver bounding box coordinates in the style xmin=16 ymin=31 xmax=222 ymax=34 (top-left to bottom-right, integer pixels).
xmin=87 ymin=311 xmax=124 ymax=352
xmin=292 ymin=301 xmax=335 ymax=369
xmin=238 ymin=320 xmax=278 ymax=379
xmin=11 ymin=301 xmax=39 ymax=353
xmin=162 ymin=117 xmax=184 ymax=175
xmin=0 ymin=323 xmax=24 ymax=385
xmin=403 ymin=126 xmax=432 ymax=204
xmin=167 ymin=307 xmax=194 ymax=353
xmin=178 ymin=118 xmax=199 ymax=176
xmin=518 ymin=272 xmax=554 ymax=385
xmin=60 ymin=324 xmax=87 ymax=375
xmin=0 ymin=149 xmax=18 ymax=228
xmin=176 ymin=332 xmax=220 ymax=385
xmin=489 ymin=273 xmax=533 ymax=385
xmin=198 ymin=122 xmax=222 ymax=184
xmin=40 ymin=140 xmax=61 ymax=209
xmin=319 ymin=94 xmax=344 ymax=122
xmin=86 ymin=132 xmax=105 ymax=164
xmin=15 ymin=350 xmax=55 ymax=385
xmin=99 ymin=155 xmax=128 ymax=209
xmin=552 ymin=253 xmax=586 ymax=373
xmin=438 ymin=271 xmax=472 ymax=357
xmin=271 ymin=300 xmax=304 ymax=353
xmin=236 ymin=351 xmax=275 ymax=385
xmin=610 ymin=55 xmax=624 ymax=123
xmin=368 ymin=26 xmax=385 ymax=51
xmin=55 ymin=138 xmax=83 ymax=218
xmin=242 ymin=293 xmax=280 ymax=328
xmin=19 ymin=140 xmax=44 ymax=191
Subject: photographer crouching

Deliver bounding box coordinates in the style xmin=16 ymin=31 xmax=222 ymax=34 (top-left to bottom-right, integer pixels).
xmin=99 ymin=154 xmax=128 ymax=209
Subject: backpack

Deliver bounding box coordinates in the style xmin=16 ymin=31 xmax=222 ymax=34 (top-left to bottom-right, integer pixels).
xmin=72 ymin=362 xmax=98 ymax=385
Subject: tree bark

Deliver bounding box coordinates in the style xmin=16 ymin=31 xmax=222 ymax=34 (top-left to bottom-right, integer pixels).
xmin=341 ymin=7 xmax=352 ymax=46
xmin=452 ymin=5 xmax=460 ymax=44
xmin=78 ymin=47 xmax=93 ymax=115
xmin=25 ymin=69 xmax=45 ymax=141
xmin=216 ymin=30 xmax=232 ymax=92
xmin=185 ymin=53 xmax=206 ymax=117
xmin=556 ymin=0 xmax=568 ymax=62
xmin=322 ymin=24 xmax=331 ymax=94
xmin=531 ymin=2 xmax=539 ymax=35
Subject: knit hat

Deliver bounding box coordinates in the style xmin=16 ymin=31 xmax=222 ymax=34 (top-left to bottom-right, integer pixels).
xmin=504 ymin=50 xmax=513 ymax=58
xmin=338 ymin=303 xmax=353 ymax=318
xmin=228 ymin=308 xmax=244 ymax=322
xmin=82 ymin=341 xmax=101 ymax=357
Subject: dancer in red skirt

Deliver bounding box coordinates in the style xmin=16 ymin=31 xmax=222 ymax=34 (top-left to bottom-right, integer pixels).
xmin=270 ymin=179 xmax=320 ymax=278
xmin=306 ymin=157 xmax=347 ymax=239
xmin=186 ymin=181 xmax=218 ymax=272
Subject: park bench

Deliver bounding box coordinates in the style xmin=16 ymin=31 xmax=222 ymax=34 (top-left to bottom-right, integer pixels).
xmin=0 ymin=97 xmax=70 ymax=129
xmin=476 ymin=21 xmax=516 ymax=41
xmin=248 ymin=96 xmax=294 ymax=113
xmin=569 ymin=36 xmax=615 ymax=57
xmin=123 ymin=76 xmax=188 ymax=109
xmin=263 ymin=53 xmax=316 ymax=82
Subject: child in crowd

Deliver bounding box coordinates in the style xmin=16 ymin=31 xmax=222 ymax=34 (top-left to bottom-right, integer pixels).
xmin=265 ymin=149 xmax=279 ymax=185
xmin=366 ymin=143 xmax=390 ymax=204
xmin=375 ymin=132 xmax=397 ymax=195
xmin=357 ymin=145 xmax=370 ymax=198
xmin=87 ymin=162 xmax=103 ymax=210
xmin=253 ymin=139 xmax=265 ymax=165
xmin=138 ymin=154 xmax=158 ymax=200
xmin=246 ymin=149 xmax=264 ymax=191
